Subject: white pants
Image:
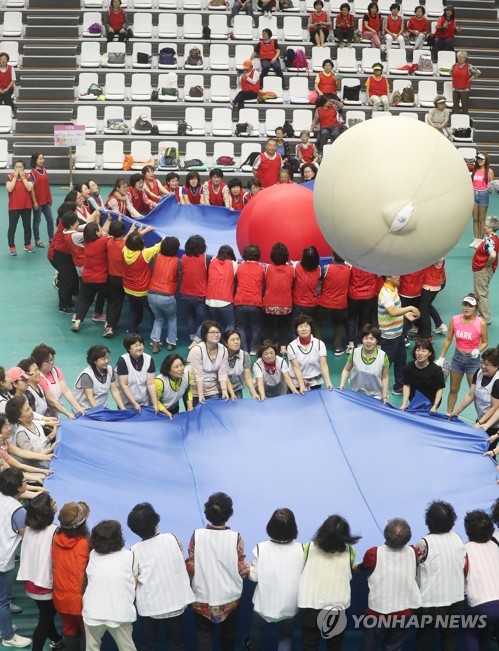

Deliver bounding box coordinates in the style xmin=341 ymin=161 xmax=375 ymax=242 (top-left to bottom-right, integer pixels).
xmin=371 ymin=95 xmax=389 ymax=112
xmin=385 ymin=34 xmax=405 ymax=50
xmin=85 ymin=623 xmax=137 ymax=651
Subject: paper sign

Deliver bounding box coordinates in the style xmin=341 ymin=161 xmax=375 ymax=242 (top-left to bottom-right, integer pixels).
xmin=54 ymin=124 xmax=86 ymax=147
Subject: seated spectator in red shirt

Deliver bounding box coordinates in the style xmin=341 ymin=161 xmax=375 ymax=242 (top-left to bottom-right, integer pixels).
xmin=127 ymin=174 xmax=156 ymax=215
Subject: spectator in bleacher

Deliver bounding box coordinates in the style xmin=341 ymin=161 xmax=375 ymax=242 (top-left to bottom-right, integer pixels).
xmin=301 ymin=164 xmax=318 ymax=181
xmin=29 ymin=153 xmax=54 ymax=249
xmin=383 ymin=3 xmax=405 ymax=52
xmin=180 ymin=171 xmax=205 ymax=206
xmin=127 ymin=173 xmax=156 ymax=215
xmin=246 ymin=177 xmax=262 ymax=201
xmin=365 ymin=63 xmax=390 ymax=115
xmin=406 ymin=5 xmax=430 ymax=51
xmin=142 ymin=165 xmax=168 ymax=203
xmin=257 ymin=0 xmax=275 ymax=15
xmin=6 ymin=160 xmax=34 ymax=256
xmin=104 ymin=0 xmax=128 ymax=42
xmin=250 ymin=29 xmax=284 ymax=84
xmin=427 ymin=95 xmax=451 ymax=139
xmin=432 ymin=5 xmax=460 ymax=63
xmin=106 ymin=178 xmax=143 ymax=218
xmin=202 ymin=169 xmax=231 ymax=207
xmin=252 ymin=139 xmax=282 ymax=188
xmin=308 ymin=0 xmax=332 ymax=47
xmin=278 ymin=168 xmax=294 ymax=184
xmin=471 ymin=153 xmax=494 ymax=246
xmin=314 ymin=59 xmax=342 ymax=104
xmin=296 ymin=131 xmax=319 ymax=167
xmin=0 ymin=52 xmax=16 ymax=117
xmin=165 ymin=172 xmax=181 ymax=202
xmin=472 ymin=215 xmax=499 ymax=326
xmin=362 ymin=2 xmax=383 ymax=50
xmin=334 ymin=3 xmax=355 ymax=48
xmin=230 ymin=60 xmax=260 ymax=113
xmin=227 ymin=179 xmax=247 ymax=210
xmin=86 ymin=179 xmax=104 ymax=210
xmin=450 ymin=51 xmax=481 ymax=115
xmin=230 ymin=0 xmax=254 ymax=25
xmin=311 ymin=96 xmax=341 ymax=156
xmin=274 ymin=127 xmax=290 ymax=164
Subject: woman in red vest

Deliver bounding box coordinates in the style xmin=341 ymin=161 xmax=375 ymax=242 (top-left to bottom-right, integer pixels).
xmin=383 ymin=3 xmax=405 ymax=51
xmin=29 ymin=152 xmax=54 ymax=248
xmin=263 ymin=242 xmax=295 ymax=355
xmin=450 ymin=51 xmax=481 ymax=115
xmin=180 ymin=171 xmax=204 ymax=206
xmin=205 ymin=245 xmax=238 ymax=332
xmin=308 ymin=0 xmax=331 ymax=47
xmin=315 ymin=252 xmax=351 ymax=355
xmin=292 ymin=246 xmax=320 ymax=318
xmin=106 ymin=178 xmax=143 ymax=218
xmin=165 ymin=172 xmax=181 ymax=202
xmin=71 ymin=217 xmax=112 ymax=333
xmin=105 ymin=0 xmax=128 ymax=42
xmin=252 ymin=139 xmax=282 ymax=188
xmin=231 ymin=60 xmax=260 ymax=113
xmin=314 ymin=59 xmax=341 ymax=103
xmin=365 ymin=62 xmax=390 ymax=115
xmin=51 ymin=200 xmax=79 ymax=313
xmin=234 ymin=244 xmax=265 ymax=354
xmin=104 ymin=219 xmax=127 ymax=338
xmin=346 ymin=266 xmax=379 ymax=352
xmin=147 ymin=236 xmax=181 ymax=354
xmin=6 ymin=160 xmax=34 ymax=256
xmin=227 ymin=178 xmax=247 ymax=210
xmin=127 ymin=173 xmax=155 ymax=215
xmin=179 ymin=235 xmax=209 ymax=342
xmin=142 ymin=166 xmax=168 ymax=203
xmin=201 ymin=168 xmax=230 ymax=207
xmin=250 ymin=29 xmax=283 ymax=84
xmin=362 ymin=2 xmax=382 ymax=49
xmin=0 ymin=52 xmax=16 ymax=116
xmin=432 ymin=5 xmax=460 ymax=63
xmin=334 ymin=3 xmax=355 ymax=47
xmin=407 ymin=5 xmax=430 ymax=50
xmin=311 ymin=96 xmax=341 ymax=156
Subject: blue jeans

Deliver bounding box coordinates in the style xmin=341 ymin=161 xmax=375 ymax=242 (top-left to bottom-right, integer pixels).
xmin=0 ymin=568 xmax=15 ymax=640
xmin=180 ymin=294 xmax=207 ymax=340
xmin=235 ymin=305 xmax=263 ymax=352
xmin=207 ymin=304 xmax=235 ymax=332
xmin=450 ymin=349 xmax=481 ymax=375
xmin=261 ymin=59 xmax=284 ymax=82
xmin=33 ymin=203 xmax=54 ymax=242
xmin=148 ymin=293 xmax=177 ymax=345
xmin=380 ymin=334 xmax=406 ymax=391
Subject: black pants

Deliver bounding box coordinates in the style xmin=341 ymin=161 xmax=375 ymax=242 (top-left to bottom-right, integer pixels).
xmin=127 ymin=293 xmax=151 ymax=334
xmin=107 ymin=30 xmax=127 ymax=42
xmin=107 ymin=274 xmax=125 ymax=329
xmin=75 ymin=281 xmax=108 ymax=322
xmin=400 ymin=295 xmax=420 ymax=337
xmin=416 ymin=600 xmax=465 ymax=651
xmin=346 ymin=296 xmax=377 ymax=344
xmin=0 ymin=89 xmax=15 ymax=116
xmin=141 ymin=614 xmax=184 ymax=651
xmin=301 ymin=608 xmax=344 ymax=651
xmin=315 ymin=306 xmax=348 ymax=349
xmin=418 ymin=288 xmax=439 ymax=339
xmin=53 ymin=250 xmax=79 ymax=309
xmin=380 ymin=334 xmax=406 ymax=391
xmin=317 ymin=127 xmax=340 ymax=155
xmin=8 ymin=209 xmax=31 ymax=247
xmin=234 ymin=305 xmax=263 ymax=352
xmin=195 ymin=608 xmax=239 ymax=651
xmin=334 ymin=27 xmax=354 ymax=43
xmin=263 ymin=312 xmax=291 ymax=350
xmin=432 ymin=36 xmax=454 ymax=62
xmin=232 ymin=90 xmax=259 ymax=110
xmin=32 ymin=599 xmax=63 ymax=651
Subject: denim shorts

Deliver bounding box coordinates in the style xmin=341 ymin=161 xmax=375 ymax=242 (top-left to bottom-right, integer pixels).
xmin=450 ymin=349 xmax=481 ymax=375
xmin=474 ymin=190 xmax=489 ymax=207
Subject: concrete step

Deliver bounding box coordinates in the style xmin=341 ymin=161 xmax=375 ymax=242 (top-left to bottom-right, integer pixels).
xmin=16 ymin=108 xmax=74 ymax=122
xmin=13 ymin=143 xmax=70 ymax=168
xmin=22 ymin=55 xmax=77 ymax=68
xmin=19 ymin=75 xmax=75 ymax=88
xmin=18 ymin=87 xmax=75 ymax=100
xmin=25 ymin=24 xmax=79 ymax=38
xmin=23 ymin=44 xmax=78 ymax=57
xmin=28 ymin=0 xmax=80 ymax=8
xmin=15 ymin=120 xmax=66 ymax=135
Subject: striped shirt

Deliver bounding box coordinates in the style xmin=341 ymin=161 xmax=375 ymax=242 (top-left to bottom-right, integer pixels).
xmin=378 ymin=283 xmax=403 ymax=339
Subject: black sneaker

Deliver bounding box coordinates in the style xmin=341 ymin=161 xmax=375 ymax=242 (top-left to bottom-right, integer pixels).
xmin=392 ymin=386 xmax=403 ymax=396
xmin=59 ymin=307 xmax=73 ymax=314
xmin=50 ymin=640 xmax=65 ymax=650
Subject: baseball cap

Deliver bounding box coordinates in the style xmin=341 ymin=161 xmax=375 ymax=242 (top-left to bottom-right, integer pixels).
xmin=58 ymin=501 xmax=90 ymax=529
xmin=242 ymin=60 xmax=252 ymax=70
xmin=476 ymin=153 xmax=485 ymax=160
xmin=462 ymin=295 xmax=477 ymax=306
xmin=434 ymin=95 xmax=446 ymax=105
xmin=372 ymin=63 xmax=383 ymax=70
xmin=7 ymin=367 xmax=30 ymax=383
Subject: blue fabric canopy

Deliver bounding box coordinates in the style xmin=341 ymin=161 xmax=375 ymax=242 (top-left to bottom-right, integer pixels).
xmin=47 ymin=390 xmax=497 ymax=554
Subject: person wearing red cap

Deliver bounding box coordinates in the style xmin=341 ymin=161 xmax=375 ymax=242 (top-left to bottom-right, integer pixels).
xmin=230 ymin=60 xmax=260 ymax=114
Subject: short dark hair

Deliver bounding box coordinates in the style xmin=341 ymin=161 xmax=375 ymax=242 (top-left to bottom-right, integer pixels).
xmin=481 ymin=348 xmax=499 ymax=367
xmin=317 ymin=95 xmax=330 ymax=108
xmin=270 ymin=242 xmax=289 ymax=265
xmin=5 ymin=396 xmax=28 ymax=425
xmin=160 ymin=236 xmax=180 ymax=257
xmin=123 ymin=333 xmax=144 ymax=351
xmin=360 ymin=324 xmax=381 ymax=341
xmin=127 ymin=502 xmax=160 ymax=540
xmin=491 ymin=498 xmax=499 ymax=527
xmin=166 ymin=172 xmax=180 ymax=184
xmin=339 ymin=2 xmax=351 ymax=10
xmin=0 ymin=468 xmax=24 ymax=497
xmin=30 ymin=152 xmax=43 ymax=168
xmin=390 ymin=2 xmax=400 ymax=9
xmin=87 ymin=345 xmax=110 ymax=366
xmin=57 ymin=201 xmax=76 ymax=221
xmin=185 ymin=171 xmax=201 ymax=185
xmin=129 ymin=173 xmax=143 ymax=187
xmin=243 ymin=244 xmax=261 ymax=261
xmin=26 ymin=493 xmax=55 ymax=530
xmin=204 ymin=492 xmax=234 ymax=526
xmin=322 ymin=58 xmax=334 ymax=68
xmin=61 ymin=212 xmax=78 ymax=230
xmin=293 ymin=314 xmax=314 ymax=334
xmin=412 ymin=338 xmax=436 ymax=363
xmin=18 ymin=357 xmax=36 ymax=374
xmin=109 ymin=220 xmax=126 ymax=238
xmin=83 ymin=221 xmax=100 ymax=244
xmin=185 ymin=234 xmax=207 ymax=256
xmin=301 ymin=164 xmax=318 ymax=181
xmin=384 ymin=518 xmax=411 ymax=549
xmin=210 ymin=168 xmax=224 ymax=179
xmin=314 ymin=515 xmax=361 ymax=553
xmin=415 ymin=4 xmax=425 ymax=13
xmin=465 ymin=510 xmax=494 ymax=543
xmin=142 ymin=165 xmax=155 ymax=175
xmin=217 ymin=245 xmax=236 ymax=261
xmin=91 ymin=520 xmax=125 ymax=554
xmin=262 ymin=28 xmax=272 ymax=38
xmin=247 ymin=178 xmax=262 ymax=190
xmin=126 ymin=231 xmax=145 ymax=252
xmin=228 ymin=178 xmax=243 ymax=191
xmin=256 ymin=339 xmax=278 ymax=359
xmin=367 ymin=1 xmax=379 ymax=10
xmin=425 ymin=500 xmax=457 ymax=534
xmin=57 ymin=522 xmax=89 ymax=539
xmin=201 ymin=320 xmax=222 ymax=342
xmin=31 ymin=343 xmax=56 ymax=367
xmin=160 ymin=354 xmax=186 ymax=377
xmin=301 ymin=246 xmax=320 ymax=271
xmin=266 ymin=508 xmax=298 ymax=542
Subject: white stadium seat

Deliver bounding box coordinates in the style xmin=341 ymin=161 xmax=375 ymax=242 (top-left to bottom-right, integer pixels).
xmin=3 ymin=12 xmax=22 ymax=37
xmin=211 ymin=108 xmax=233 ymax=136
xmin=209 ymin=44 xmax=230 ymax=70
xmin=132 ymin=42 xmax=152 ymax=68
xmin=185 ymin=107 xmax=207 ymax=135
xmin=74 ymin=141 xmax=97 ymax=170
xmin=76 ymin=105 xmax=98 ymax=134
xmin=80 ymin=41 xmax=101 ymax=68
xmin=265 ymin=108 xmax=286 ymax=135
xmin=78 ymin=72 xmax=99 ymax=99
xmin=208 ymin=15 xmax=229 ymax=39
xmin=130 ymin=141 xmax=153 ymax=169
xmin=102 ymin=141 xmax=124 ymax=170
xmin=158 ymin=14 xmax=178 ymax=39
xmin=132 ymin=13 xmax=153 ymax=39
xmin=105 ymin=73 xmax=126 ymax=100
xmin=0 ymin=106 xmax=13 ymax=133
xmin=106 ymin=42 xmax=126 ymax=68
xmin=183 ymin=14 xmax=203 ymax=39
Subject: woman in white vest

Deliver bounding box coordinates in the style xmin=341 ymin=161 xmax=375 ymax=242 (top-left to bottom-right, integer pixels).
xmin=298 ymin=515 xmax=361 ymax=651
xmin=463 ymin=510 xmax=499 ymax=650
xmin=73 ymin=345 xmax=125 ymax=411
xmin=186 ymin=492 xmax=248 ymax=651
xmin=5 ymin=396 xmax=57 ymax=470
xmin=187 ymin=321 xmax=230 ymax=405
xmin=339 ymin=324 xmax=389 ymax=402
xmin=358 ymin=518 xmax=421 ymax=651
xmin=154 ymin=354 xmax=193 ymax=418
xmin=82 ymin=520 xmax=137 ymax=651
xmin=287 ymin=316 xmax=333 ymax=391
xmin=415 ymin=500 xmax=466 ymax=650
xmin=0 ymin=468 xmax=31 ymax=649
xmin=17 ymin=493 xmax=64 ymax=651
xmin=253 ymin=340 xmax=300 ymax=400
xmin=225 ymin=330 xmax=260 ymax=400
xmin=127 ymin=502 xmax=194 ymax=651
xmin=247 ymin=508 xmax=304 ymax=651
xmin=116 ymin=334 xmax=158 ymax=412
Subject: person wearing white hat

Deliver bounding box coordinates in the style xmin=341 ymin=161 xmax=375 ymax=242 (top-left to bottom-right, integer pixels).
xmin=427 ymin=96 xmax=451 ymax=139
xmin=365 ymin=63 xmax=390 ymax=115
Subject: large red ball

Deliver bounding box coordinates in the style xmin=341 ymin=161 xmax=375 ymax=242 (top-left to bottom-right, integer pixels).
xmin=236 ymin=184 xmax=332 ymax=263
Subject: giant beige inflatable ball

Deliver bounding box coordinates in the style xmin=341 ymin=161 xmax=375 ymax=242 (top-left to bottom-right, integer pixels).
xmin=313 ymin=117 xmax=474 ymax=275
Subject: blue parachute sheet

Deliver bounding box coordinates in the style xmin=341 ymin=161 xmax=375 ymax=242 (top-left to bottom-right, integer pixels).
xmin=47 ymin=389 xmax=497 ymax=555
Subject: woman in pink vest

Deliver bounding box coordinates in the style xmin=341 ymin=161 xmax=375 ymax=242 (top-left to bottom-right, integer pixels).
xmin=6 ymin=160 xmax=34 ymax=256
xmin=105 ymin=0 xmax=128 ymax=42
xmin=205 ymin=245 xmax=238 ymax=332
xmin=310 ymin=96 xmax=340 ymax=155
xmin=470 ymin=153 xmax=494 ymax=247
xmin=29 ymin=152 xmax=54 ymax=249
xmin=147 ymin=236 xmax=181 ymax=354
xmin=437 ymin=293 xmax=488 ymax=413
xmin=234 ymin=244 xmax=265 ymax=354
xmin=263 ymin=242 xmax=295 ymax=355
xmin=450 ymin=51 xmax=480 ymax=115
xmin=0 ymin=52 xmax=16 ymax=117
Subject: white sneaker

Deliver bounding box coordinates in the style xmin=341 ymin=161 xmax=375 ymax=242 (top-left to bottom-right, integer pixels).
xmin=432 ymin=324 xmax=448 ymax=335
xmin=345 ymin=342 xmax=354 ymax=355
xmin=2 ymin=634 xmax=32 ymax=648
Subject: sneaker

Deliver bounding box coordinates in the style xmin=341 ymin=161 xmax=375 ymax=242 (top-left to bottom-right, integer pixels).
xmin=334 ymin=348 xmax=344 ymax=356
xmin=432 ymin=324 xmax=448 ymax=335
xmin=35 ymin=240 xmax=45 ymax=248
xmin=339 ymin=42 xmax=344 ymax=48
xmin=53 ymin=271 xmax=59 ymax=289
xmin=92 ymin=312 xmax=107 ymax=323
xmin=50 ymin=640 xmax=65 ymax=650
xmin=469 ymin=238 xmax=481 ymax=248
xmin=70 ymin=320 xmax=81 ymax=332
xmin=407 ymin=326 xmax=418 ymax=336
xmin=166 ymin=343 xmax=176 ymax=351
xmin=9 ymin=247 xmax=17 ymax=256
xmin=151 ymin=340 xmax=161 ymax=354
xmin=59 ymin=306 xmax=73 ymax=314
xmin=24 ymin=244 xmax=34 ymax=253
xmin=10 ymin=603 xmax=22 ymax=614
xmin=2 ymin=634 xmax=32 ymax=648
xmin=71 ymin=313 xmax=77 ymax=322
xmin=103 ymin=326 xmax=113 ymax=338
xmin=404 ymin=337 xmax=410 ymax=348
xmin=345 ymin=342 xmax=354 ymax=355
xmin=486 ymin=320 xmax=492 ymax=326
xmin=392 ymin=386 xmax=403 ymax=396
xmin=348 ymin=42 xmax=353 ymax=47
xmin=250 ymin=350 xmax=257 ymax=355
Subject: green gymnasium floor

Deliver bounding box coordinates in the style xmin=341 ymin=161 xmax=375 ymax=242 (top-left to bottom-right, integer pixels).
xmin=2 ymin=187 xmax=499 ymax=651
